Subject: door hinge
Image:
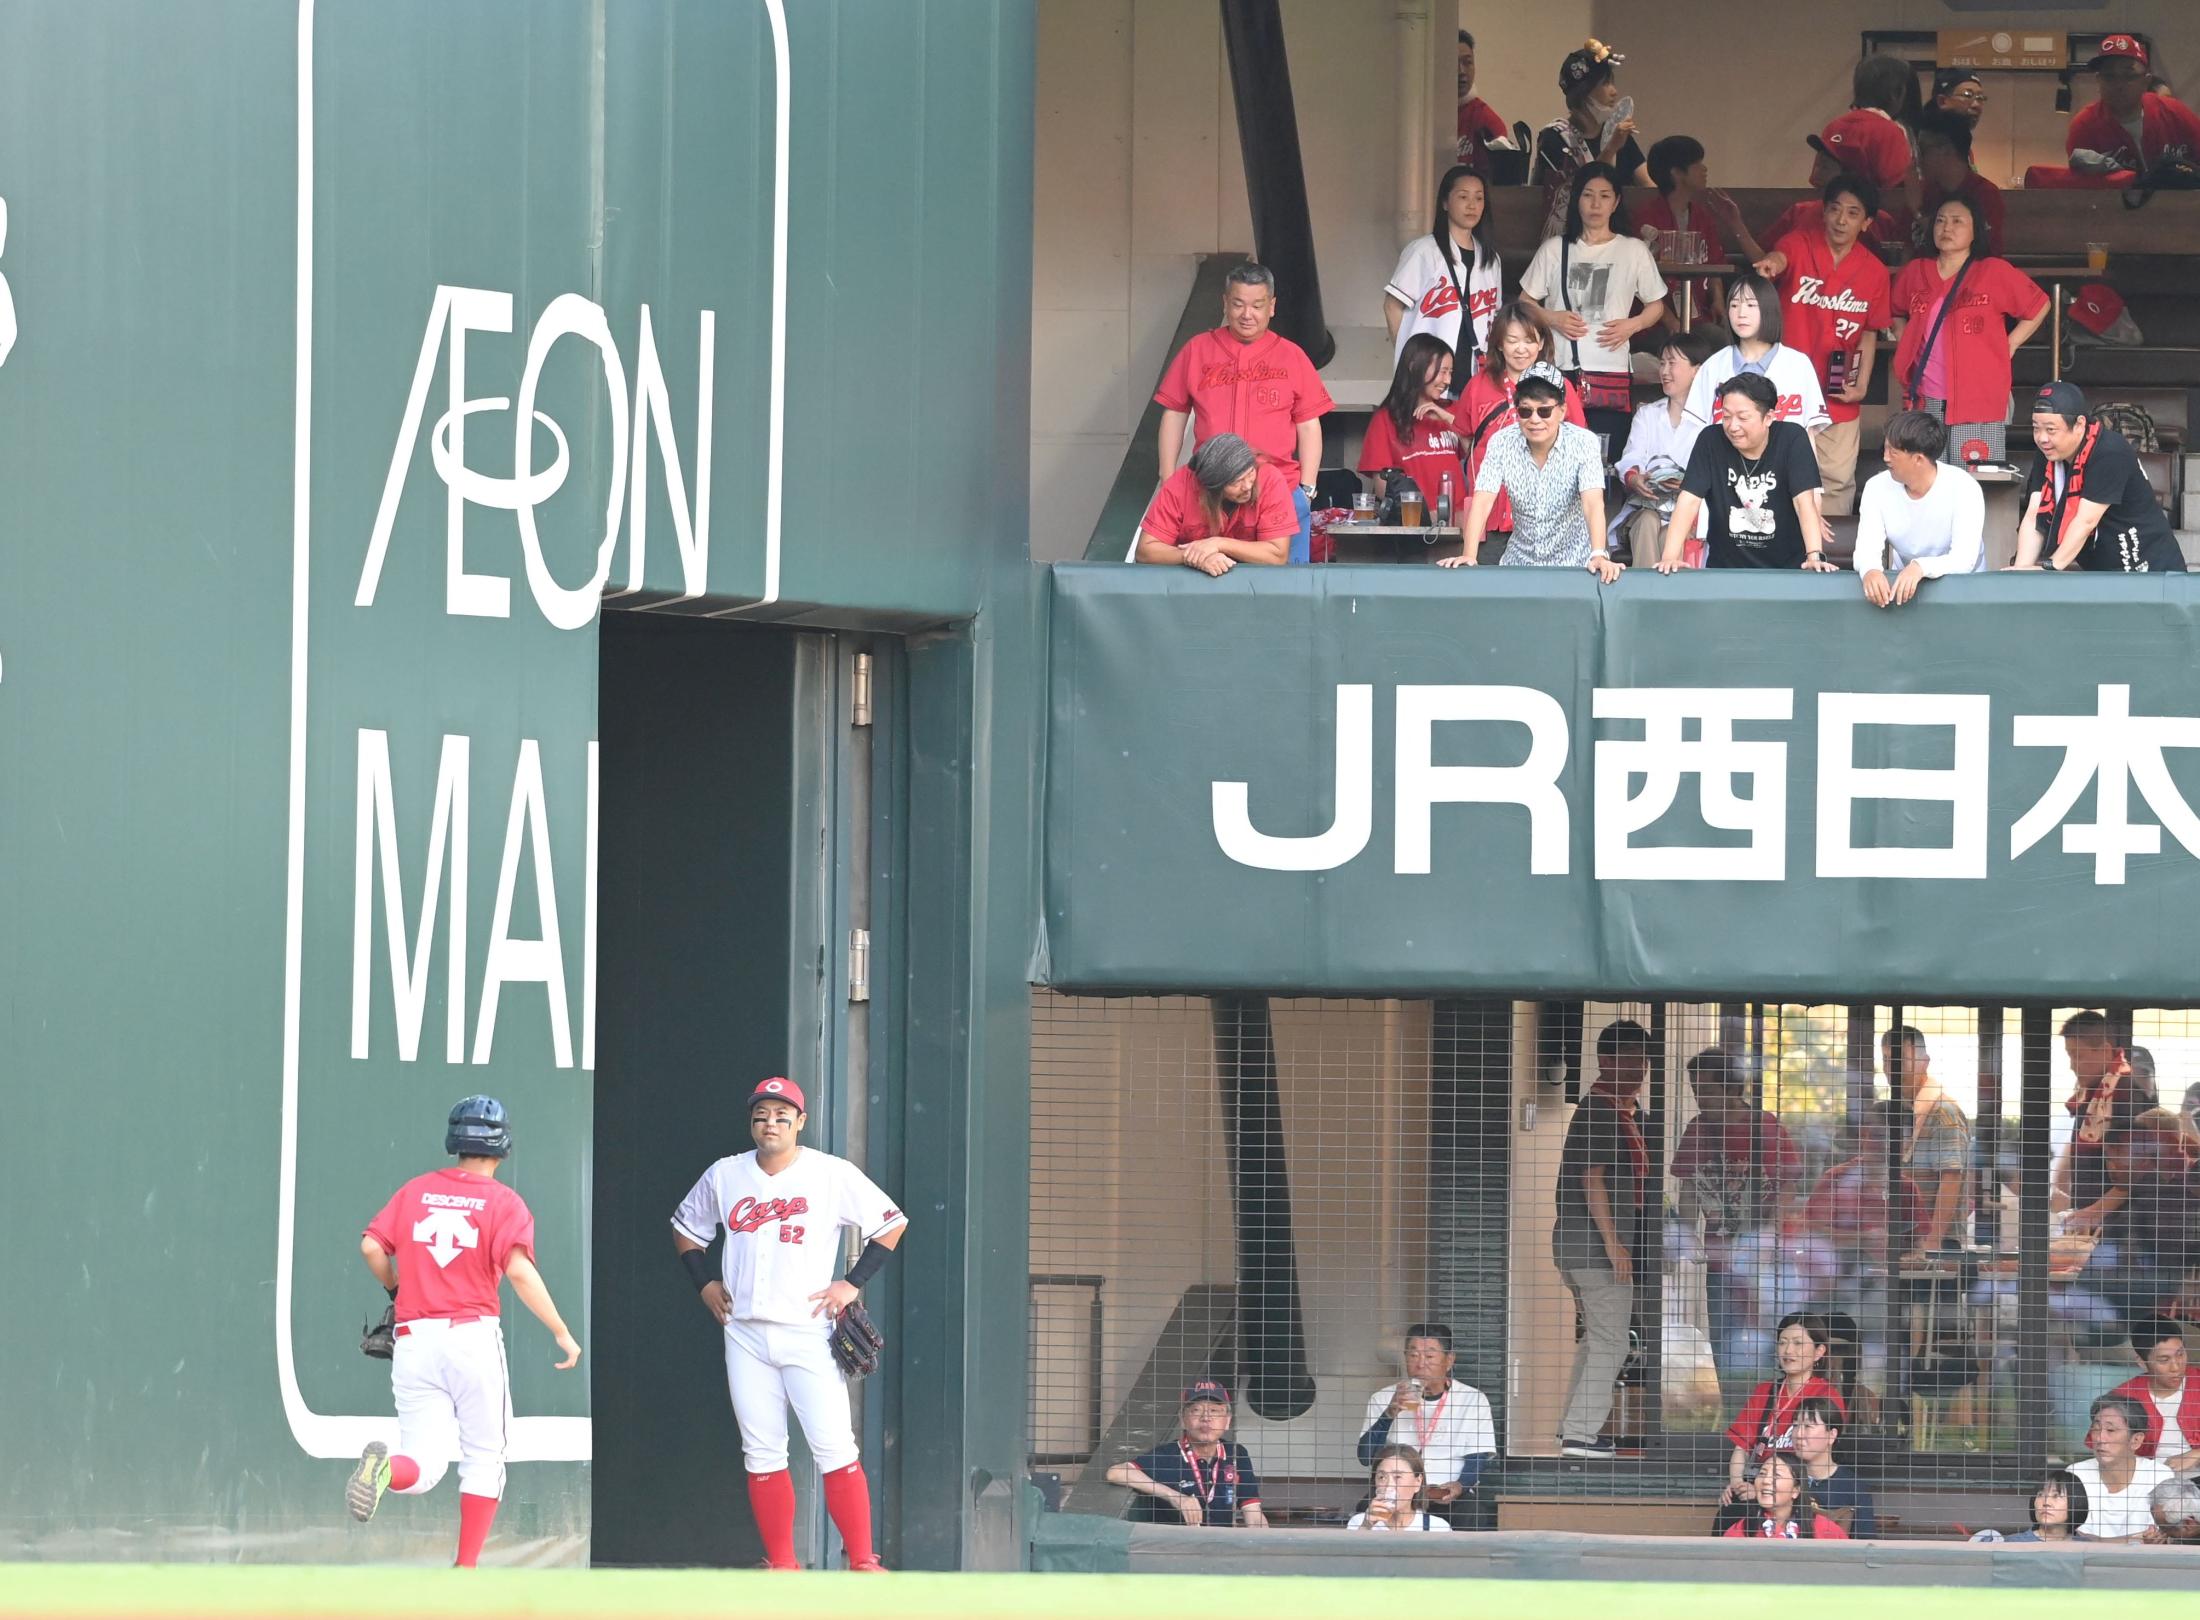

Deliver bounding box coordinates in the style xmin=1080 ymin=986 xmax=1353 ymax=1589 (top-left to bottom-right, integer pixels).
xmin=848 ymin=928 xmax=871 ymax=1002
xmin=851 ymin=653 xmax=874 ymax=727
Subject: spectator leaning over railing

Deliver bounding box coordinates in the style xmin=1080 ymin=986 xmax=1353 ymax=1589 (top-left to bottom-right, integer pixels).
xmin=1106 ymin=1380 xmax=1268 ymax=1529
xmin=2145 ymin=1476 xmax=2200 ymax=1543
xmin=2114 ymin=1318 xmax=2200 ymax=1476
xmin=1972 ymin=1470 xmax=2089 ymax=1543
xmin=1349 ymin=1444 xmax=1454 ymax=1533
xmin=1354 ymin=1322 xmax=1496 ymax=1518
xmin=1914 ymin=108 xmax=2004 ymax=259
xmin=1154 ymin=261 xmax=1333 ymax=564
xmin=1452 ymin=303 xmax=1588 ymax=543
xmin=1359 ymin=335 xmax=1467 ymax=518
xmin=2014 ymin=382 xmax=2187 ymax=572
xmin=1853 ymin=410 xmax=1984 ymax=604
xmin=1888 ymin=194 xmax=2047 ymax=468
xmin=1454 ymin=31 xmax=1507 ymax=179
xmin=1384 ymin=166 xmax=1502 ymax=375
xmin=1722 ymin=1452 xmax=1849 ymax=1540
xmin=2066 ymin=35 xmax=2200 ymax=176
xmin=1520 ymin=163 xmax=1668 ymax=450
xmin=1134 ymin=433 xmax=1295 ymax=575
xmin=2070 ymin=1392 xmax=2173 ymax=1540
xmin=1720 ymin=1314 xmax=1846 ymax=1506
xmin=1438 ymin=362 xmax=1616 ymax=578
xmin=1611 ymin=330 xmax=1710 ymax=560
xmin=1658 ymin=373 xmax=1835 ymax=573
xmin=1547 ymin=1020 xmax=1654 ymax=1462
xmin=1752 ymin=174 xmax=1891 ymax=520
xmin=1932 ymin=67 xmax=1986 ymax=132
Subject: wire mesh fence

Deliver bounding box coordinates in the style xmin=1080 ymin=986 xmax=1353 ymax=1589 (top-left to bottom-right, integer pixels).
xmin=1030 ymin=992 xmax=2200 ymax=1540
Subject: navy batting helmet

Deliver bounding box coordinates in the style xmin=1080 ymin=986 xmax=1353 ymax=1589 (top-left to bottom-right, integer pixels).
xmin=445 ymin=1095 xmax=512 ymax=1158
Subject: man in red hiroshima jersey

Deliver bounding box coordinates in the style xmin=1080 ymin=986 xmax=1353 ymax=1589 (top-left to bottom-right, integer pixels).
xmin=345 ymin=1096 xmax=581 ymax=1568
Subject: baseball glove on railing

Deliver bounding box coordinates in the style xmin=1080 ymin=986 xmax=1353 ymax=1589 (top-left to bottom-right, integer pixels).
xmin=828 ymin=1300 xmax=885 ymax=1379
xmin=361 ymin=1303 xmax=396 ymax=1360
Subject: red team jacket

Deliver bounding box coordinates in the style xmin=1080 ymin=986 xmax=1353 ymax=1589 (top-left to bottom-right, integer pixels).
xmin=365 ymin=1168 xmax=536 ymax=1322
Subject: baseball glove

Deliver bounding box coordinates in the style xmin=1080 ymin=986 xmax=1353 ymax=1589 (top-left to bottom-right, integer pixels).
xmin=361 ymin=1303 xmax=396 ymax=1360
xmin=827 ymin=1299 xmax=885 ymax=1379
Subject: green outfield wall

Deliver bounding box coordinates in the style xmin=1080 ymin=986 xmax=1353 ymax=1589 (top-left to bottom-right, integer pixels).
xmin=1045 ymin=565 xmax=2200 ymax=1002
xmin=0 ymin=0 xmax=1035 ymax=1567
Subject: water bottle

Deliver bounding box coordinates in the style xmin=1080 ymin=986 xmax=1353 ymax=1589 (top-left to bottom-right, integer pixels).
xmin=1437 ymin=472 xmax=1455 ymax=528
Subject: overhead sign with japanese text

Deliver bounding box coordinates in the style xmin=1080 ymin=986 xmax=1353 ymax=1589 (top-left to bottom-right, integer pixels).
xmin=1043 ymin=566 xmax=2200 ymax=1001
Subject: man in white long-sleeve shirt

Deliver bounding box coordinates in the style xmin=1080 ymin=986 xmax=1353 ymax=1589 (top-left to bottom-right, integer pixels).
xmin=1854 ymin=409 xmax=1985 ymax=605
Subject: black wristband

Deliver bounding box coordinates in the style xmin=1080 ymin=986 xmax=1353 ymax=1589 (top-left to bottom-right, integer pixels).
xmin=843 ymin=1237 xmax=895 ymax=1289
xmin=679 ymin=1246 xmax=716 ymax=1293
xmin=386 ymin=1283 xmax=399 ymax=1301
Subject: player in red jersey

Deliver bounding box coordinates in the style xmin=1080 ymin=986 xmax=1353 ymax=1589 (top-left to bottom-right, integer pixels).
xmin=344 ymin=1096 xmax=581 ymax=1568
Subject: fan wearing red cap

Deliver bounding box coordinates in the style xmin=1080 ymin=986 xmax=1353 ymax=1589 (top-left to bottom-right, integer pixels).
xmin=2067 ymin=35 xmax=2200 ymax=175
xmin=670 ymin=1076 xmax=911 ymax=1570
xmin=1807 ymin=55 xmax=1923 ymax=224
xmin=1106 ymin=1381 xmax=1269 ymax=1528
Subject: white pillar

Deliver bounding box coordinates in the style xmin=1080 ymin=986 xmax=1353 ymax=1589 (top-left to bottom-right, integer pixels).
xmin=1396 ymin=0 xmax=1433 ymax=246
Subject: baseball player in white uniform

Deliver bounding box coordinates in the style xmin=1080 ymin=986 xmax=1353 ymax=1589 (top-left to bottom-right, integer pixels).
xmin=672 ymin=1075 xmax=908 ymax=1571
xmin=345 ymin=1096 xmax=582 ymax=1567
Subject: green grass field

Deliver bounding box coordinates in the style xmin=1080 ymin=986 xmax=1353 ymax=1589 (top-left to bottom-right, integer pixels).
xmin=6 ymin=1567 xmax=2200 ymax=1620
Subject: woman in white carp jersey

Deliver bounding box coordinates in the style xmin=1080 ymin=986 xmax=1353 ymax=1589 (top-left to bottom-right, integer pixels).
xmin=1383 ymin=165 xmax=1503 ymax=377
xmin=671 ymin=1076 xmax=909 ymax=1572
xmin=1683 ymin=272 xmax=1830 ymax=440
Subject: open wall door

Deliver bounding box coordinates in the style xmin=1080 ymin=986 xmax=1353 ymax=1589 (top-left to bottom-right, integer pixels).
xmin=590 ymin=612 xmax=803 ymax=1567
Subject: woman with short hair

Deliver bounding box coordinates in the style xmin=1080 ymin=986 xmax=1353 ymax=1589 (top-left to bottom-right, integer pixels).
xmin=1347 ymin=1445 xmax=1454 ymax=1533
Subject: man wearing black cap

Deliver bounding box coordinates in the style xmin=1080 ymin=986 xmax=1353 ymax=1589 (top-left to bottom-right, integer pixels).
xmin=2015 ymin=381 xmax=2186 ymax=573
xmin=1933 ymin=68 xmax=1986 ymax=131
xmin=2067 ymin=35 xmax=2200 ymax=175
xmin=1107 ymin=1380 xmax=1269 ymax=1528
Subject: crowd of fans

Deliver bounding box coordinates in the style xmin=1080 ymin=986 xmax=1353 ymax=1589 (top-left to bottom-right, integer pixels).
xmin=1105 ymin=1012 xmax=2200 ymax=1546
xmin=1133 ymin=32 xmax=2197 ymax=584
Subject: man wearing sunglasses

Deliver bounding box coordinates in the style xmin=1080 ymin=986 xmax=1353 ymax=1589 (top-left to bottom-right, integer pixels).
xmin=1439 ymin=361 xmax=1619 ymax=579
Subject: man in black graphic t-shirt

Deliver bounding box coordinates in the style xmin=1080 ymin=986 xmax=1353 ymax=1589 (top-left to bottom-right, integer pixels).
xmin=1658 ymin=373 xmax=1838 ymax=571
xmin=2016 ymin=381 xmax=2186 ymax=573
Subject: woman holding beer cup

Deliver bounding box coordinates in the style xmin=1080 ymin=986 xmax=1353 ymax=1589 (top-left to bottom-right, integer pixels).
xmin=1348 ymin=1445 xmax=1454 ymax=1532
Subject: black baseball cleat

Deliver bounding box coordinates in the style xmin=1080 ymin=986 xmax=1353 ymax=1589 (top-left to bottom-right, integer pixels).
xmin=346 ymin=1440 xmax=392 ymax=1522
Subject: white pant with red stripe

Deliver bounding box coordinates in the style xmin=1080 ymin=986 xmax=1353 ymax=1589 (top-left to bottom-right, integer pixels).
xmin=391 ymin=1317 xmax=512 ymax=1499
xmin=724 ymin=1318 xmax=857 ymax=1473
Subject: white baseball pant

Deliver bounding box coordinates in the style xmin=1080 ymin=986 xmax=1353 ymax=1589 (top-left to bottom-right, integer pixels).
xmin=390 ymin=1317 xmax=512 ymax=1498
xmin=723 ymin=1318 xmax=857 ymax=1473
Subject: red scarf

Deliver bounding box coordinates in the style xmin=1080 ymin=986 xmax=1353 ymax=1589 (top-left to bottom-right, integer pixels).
xmin=2044 ymin=420 xmax=2103 ymax=545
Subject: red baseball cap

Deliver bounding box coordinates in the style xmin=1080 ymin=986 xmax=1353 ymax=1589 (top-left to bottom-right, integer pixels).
xmin=2088 ymin=35 xmax=2148 ymax=72
xmin=748 ymin=1076 xmax=807 ymax=1114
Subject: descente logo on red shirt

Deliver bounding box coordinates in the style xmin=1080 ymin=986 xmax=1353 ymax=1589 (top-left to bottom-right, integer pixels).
xmin=729 ymin=1195 xmax=809 ymax=1234
xmin=1198 ymin=360 xmax=1293 ymax=388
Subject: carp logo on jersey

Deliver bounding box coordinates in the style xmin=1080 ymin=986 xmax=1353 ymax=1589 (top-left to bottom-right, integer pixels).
xmin=729 ymin=1194 xmax=810 ymax=1235
xmin=1417 ymin=282 xmax=1463 ymax=320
